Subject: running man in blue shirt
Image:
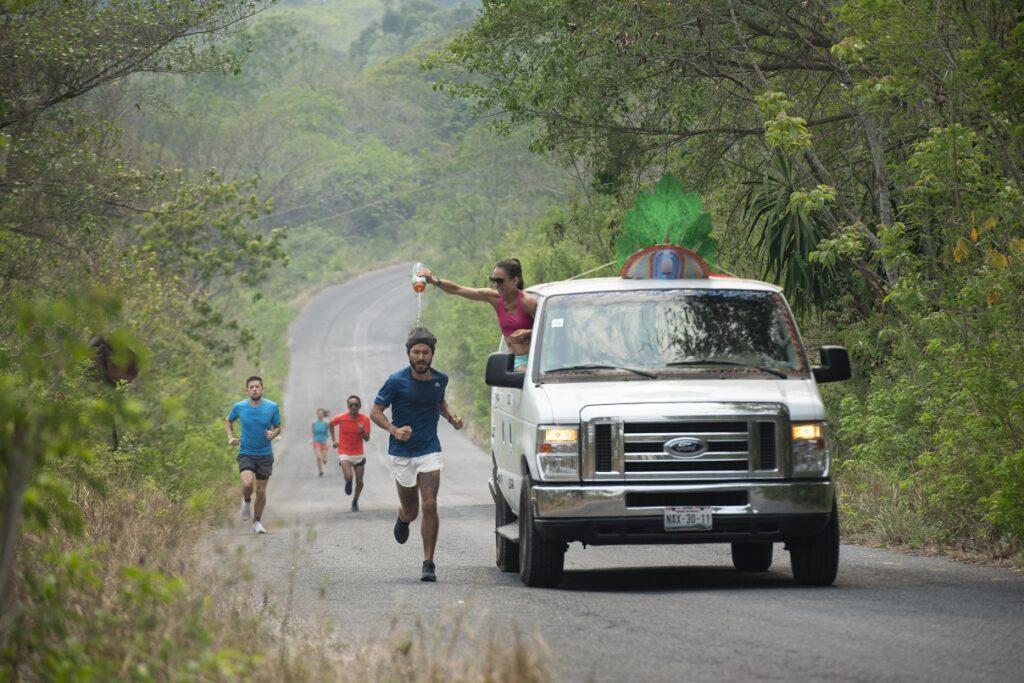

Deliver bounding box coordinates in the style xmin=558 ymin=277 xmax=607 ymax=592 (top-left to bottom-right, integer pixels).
xmin=371 ymin=328 xmax=463 ymax=582
xmin=226 ymin=376 xmax=282 ymax=534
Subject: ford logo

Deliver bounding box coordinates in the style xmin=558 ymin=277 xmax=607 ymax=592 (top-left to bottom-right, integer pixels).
xmin=664 ymin=437 xmax=708 ymax=458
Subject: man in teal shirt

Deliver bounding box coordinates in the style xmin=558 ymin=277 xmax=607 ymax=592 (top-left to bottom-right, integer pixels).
xmin=226 ymin=376 xmax=282 ymax=534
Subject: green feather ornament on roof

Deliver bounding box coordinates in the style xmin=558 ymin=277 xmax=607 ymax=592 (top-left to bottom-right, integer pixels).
xmin=615 ymin=173 xmax=719 ymax=271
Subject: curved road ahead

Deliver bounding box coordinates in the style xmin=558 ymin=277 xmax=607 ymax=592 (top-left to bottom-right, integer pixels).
xmin=215 ymin=264 xmax=1024 ymax=682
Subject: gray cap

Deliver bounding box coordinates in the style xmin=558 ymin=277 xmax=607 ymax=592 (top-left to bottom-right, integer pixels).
xmin=406 ymin=327 xmax=437 ymax=352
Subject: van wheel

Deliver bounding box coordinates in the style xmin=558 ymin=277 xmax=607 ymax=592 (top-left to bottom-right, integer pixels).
xmin=495 ymin=489 xmax=520 ymax=573
xmin=519 ymin=477 xmax=565 ymax=588
xmin=731 ymin=542 xmax=773 ymax=572
xmin=789 ymin=498 xmax=840 ymax=586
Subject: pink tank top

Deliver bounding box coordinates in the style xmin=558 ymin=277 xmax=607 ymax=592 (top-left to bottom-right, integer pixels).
xmin=494 ymin=289 xmax=534 ymax=337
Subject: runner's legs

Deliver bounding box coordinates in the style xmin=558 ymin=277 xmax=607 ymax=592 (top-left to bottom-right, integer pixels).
xmin=417 ymin=470 xmax=441 ymax=562
xmin=240 ymin=469 xmax=255 ymax=501
xmin=254 ymin=479 xmax=269 ymax=520
xmin=396 ymin=480 xmax=419 ymax=525
xmin=353 ymin=461 xmax=365 ymax=503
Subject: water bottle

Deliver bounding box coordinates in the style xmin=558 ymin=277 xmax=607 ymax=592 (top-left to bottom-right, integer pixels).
xmin=412 ymin=262 xmax=427 ymax=293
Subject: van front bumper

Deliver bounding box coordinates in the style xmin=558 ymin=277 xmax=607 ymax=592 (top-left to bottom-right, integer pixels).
xmin=531 ymin=481 xmax=833 ymax=545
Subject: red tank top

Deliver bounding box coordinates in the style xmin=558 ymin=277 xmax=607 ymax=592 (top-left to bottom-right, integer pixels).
xmin=494 ymin=289 xmax=534 ymax=337
xmin=330 ymin=412 xmax=369 ymax=455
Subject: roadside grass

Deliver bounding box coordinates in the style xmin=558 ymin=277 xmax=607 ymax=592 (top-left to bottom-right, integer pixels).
xmin=836 ymin=464 xmax=1024 ymax=568
xmin=3 ymin=483 xmax=552 ymax=682
xmin=343 ymin=613 xmax=551 ymax=683
xmin=836 ymin=464 xmax=942 ymax=548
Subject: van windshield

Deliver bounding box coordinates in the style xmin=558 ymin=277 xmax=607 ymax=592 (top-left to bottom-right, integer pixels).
xmin=537 ymin=289 xmax=805 ymax=379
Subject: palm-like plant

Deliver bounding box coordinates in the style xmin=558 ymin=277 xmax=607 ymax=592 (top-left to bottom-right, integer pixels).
xmin=741 ymin=154 xmax=839 ymax=313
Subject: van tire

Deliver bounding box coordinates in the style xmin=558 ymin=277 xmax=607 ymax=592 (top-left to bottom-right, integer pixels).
xmin=518 ymin=477 xmax=565 ymax=588
xmin=789 ymin=498 xmax=840 ymax=586
xmin=731 ymin=542 xmax=773 ymax=572
xmin=495 ymin=489 xmax=520 ymax=573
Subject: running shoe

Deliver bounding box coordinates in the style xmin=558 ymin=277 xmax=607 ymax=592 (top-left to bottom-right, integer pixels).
xmin=421 ymin=560 xmax=436 ymax=582
xmin=240 ymin=499 xmax=251 ymax=521
xmin=351 ymin=501 xmax=360 ymax=512
xmin=253 ymin=520 xmax=267 ymax=534
xmin=393 ymin=514 xmax=409 ymax=544
xmin=344 ymin=479 xmax=352 ymax=495
xmin=319 ymin=470 xmax=323 ymax=477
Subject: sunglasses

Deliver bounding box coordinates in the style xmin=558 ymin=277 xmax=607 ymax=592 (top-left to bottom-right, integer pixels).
xmin=488 ymin=276 xmax=506 ymax=286
xmin=347 ymin=402 xmax=360 ymax=407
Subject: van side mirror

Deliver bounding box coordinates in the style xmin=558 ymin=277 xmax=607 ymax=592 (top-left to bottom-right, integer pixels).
xmin=485 ymin=352 xmax=525 ymax=389
xmin=812 ymin=345 xmax=851 ymax=383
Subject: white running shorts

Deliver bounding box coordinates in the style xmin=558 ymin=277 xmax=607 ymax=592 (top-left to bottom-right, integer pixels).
xmin=389 ymin=452 xmax=443 ymax=488
xmin=338 ymin=454 xmax=366 ymax=466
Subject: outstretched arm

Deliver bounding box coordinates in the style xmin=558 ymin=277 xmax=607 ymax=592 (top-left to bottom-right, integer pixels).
xmin=418 ymin=267 xmax=497 ymax=304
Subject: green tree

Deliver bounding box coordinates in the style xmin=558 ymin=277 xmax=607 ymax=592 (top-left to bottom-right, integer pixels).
xmin=430 ymin=0 xmax=1024 ymax=551
xmin=0 ymin=292 xmax=144 ymax=632
xmin=0 ymin=1 xmax=274 ymax=131
xmin=0 ymin=0 xmax=289 ymax=652
xmin=432 ymin=0 xmax=1023 ymax=304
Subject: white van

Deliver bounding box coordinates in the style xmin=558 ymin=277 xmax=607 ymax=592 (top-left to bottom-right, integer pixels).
xmin=485 ymin=248 xmax=851 ymax=588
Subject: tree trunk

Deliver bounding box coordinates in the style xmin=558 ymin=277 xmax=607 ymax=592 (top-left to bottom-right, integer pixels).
xmin=0 ymin=423 xmax=35 ymax=642
xmin=856 ymin=110 xmax=899 ymax=286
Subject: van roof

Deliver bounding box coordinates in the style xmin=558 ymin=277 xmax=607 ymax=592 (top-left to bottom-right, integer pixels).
xmin=527 ymin=275 xmax=783 ymax=298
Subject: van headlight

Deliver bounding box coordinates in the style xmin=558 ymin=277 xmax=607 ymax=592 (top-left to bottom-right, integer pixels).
xmin=536 ymin=425 xmax=579 ymax=480
xmin=791 ymin=422 xmax=830 ymax=477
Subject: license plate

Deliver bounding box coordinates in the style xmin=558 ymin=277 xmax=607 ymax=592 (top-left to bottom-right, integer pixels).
xmin=664 ymin=506 xmax=713 ymax=531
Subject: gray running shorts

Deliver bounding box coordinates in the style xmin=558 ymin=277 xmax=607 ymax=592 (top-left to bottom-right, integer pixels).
xmin=238 ymin=453 xmax=274 ymax=480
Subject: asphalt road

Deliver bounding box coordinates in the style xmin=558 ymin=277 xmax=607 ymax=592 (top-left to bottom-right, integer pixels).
xmin=213 ymin=263 xmax=1024 ymax=682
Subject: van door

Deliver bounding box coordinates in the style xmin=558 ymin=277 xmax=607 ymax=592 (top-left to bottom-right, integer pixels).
xmin=491 ymin=338 xmax=520 ymax=508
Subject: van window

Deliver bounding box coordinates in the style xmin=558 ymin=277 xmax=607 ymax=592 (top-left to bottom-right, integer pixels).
xmin=538 ymin=289 xmax=805 ymax=378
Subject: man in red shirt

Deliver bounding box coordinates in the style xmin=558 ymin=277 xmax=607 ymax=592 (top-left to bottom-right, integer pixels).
xmin=329 ymin=394 xmax=371 ymax=511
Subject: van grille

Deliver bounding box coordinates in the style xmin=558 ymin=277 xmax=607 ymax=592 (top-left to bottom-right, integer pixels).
xmin=584 ymin=411 xmax=785 ymax=480
xmin=759 ymin=422 xmax=777 ymax=470
xmin=594 ymin=424 xmax=613 ymax=471
xmin=626 ymin=490 xmax=749 ymax=507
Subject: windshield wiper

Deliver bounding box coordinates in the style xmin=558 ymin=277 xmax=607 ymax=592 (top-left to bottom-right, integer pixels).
xmin=665 ymin=359 xmax=789 ymax=378
xmin=544 ymin=363 xmax=657 ymax=378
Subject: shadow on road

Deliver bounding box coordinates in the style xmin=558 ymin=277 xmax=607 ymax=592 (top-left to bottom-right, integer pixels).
xmin=558 ymin=565 xmax=810 ymax=593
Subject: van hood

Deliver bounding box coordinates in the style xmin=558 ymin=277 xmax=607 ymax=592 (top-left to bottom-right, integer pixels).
xmin=532 ymin=378 xmax=827 ymax=423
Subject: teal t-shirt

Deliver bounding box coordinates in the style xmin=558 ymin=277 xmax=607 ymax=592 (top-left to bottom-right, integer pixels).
xmin=227 ymin=399 xmax=281 ymax=457
xmin=312 ymin=418 xmax=329 ymax=443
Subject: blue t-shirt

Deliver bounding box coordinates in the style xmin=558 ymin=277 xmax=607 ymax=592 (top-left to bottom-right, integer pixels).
xmin=374 ymin=366 xmax=448 ymax=457
xmin=312 ymin=418 xmax=329 ymax=443
xmin=227 ymin=399 xmax=281 ymax=457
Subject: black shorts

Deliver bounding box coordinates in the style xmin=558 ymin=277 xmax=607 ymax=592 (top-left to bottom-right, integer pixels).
xmin=238 ymin=453 xmax=274 ymax=480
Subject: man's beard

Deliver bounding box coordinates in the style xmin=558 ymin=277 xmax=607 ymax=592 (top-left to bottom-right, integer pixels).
xmin=410 ymin=358 xmax=431 ymax=373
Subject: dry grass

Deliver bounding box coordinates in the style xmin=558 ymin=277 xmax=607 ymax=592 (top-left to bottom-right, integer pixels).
xmin=273 ymin=613 xmax=551 ymax=683
xmin=837 ymin=466 xmax=1024 ymax=569
xmin=837 ymin=467 xmax=939 ymax=547
xmin=4 ymin=481 xmax=553 ymax=682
